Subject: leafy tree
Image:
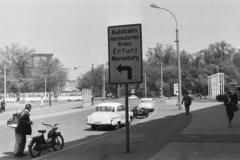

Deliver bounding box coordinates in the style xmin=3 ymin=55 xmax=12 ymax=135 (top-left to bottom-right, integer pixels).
xmin=0 ymin=43 xmax=69 ymax=96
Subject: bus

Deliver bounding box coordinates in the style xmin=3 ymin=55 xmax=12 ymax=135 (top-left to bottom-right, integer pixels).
xmin=0 ymin=93 xmax=17 ymax=103
xmin=19 ymin=92 xmax=57 ymax=102
xmin=56 ymin=91 xmax=82 ymax=101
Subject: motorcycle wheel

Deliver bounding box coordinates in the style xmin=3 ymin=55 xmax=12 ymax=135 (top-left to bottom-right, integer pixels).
xmin=53 ymin=135 xmax=64 ymax=151
xmin=29 ymin=140 xmax=42 ymax=158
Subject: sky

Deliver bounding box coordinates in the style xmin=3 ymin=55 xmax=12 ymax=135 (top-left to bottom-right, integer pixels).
xmin=0 ymin=0 xmax=240 ymax=80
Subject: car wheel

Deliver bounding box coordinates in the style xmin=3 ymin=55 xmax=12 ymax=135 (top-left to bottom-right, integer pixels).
xmin=145 ymin=112 xmax=148 ymax=118
xmin=91 ymin=125 xmax=97 ymax=130
xmin=114 ymin=122 xmax=120 ymax=130
xmin=131 ymin=116 xmax=134 ymax=121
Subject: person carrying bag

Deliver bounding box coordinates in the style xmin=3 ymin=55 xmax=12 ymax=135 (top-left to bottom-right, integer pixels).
xmin=231 ymin=90 xmax=239 ymax=112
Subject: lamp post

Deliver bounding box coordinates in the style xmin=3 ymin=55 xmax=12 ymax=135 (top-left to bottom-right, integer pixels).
xmin=161 ymin=59 xmax=163 ymax=99
xmin=102 ymin=64 xmax=105 ymax=100
xmin=4 ymin=65 xmax=6 ymax=100
xmin=151 ymin=4 xmax=182 ymax=110
xmin=145 ymin=74 xmax=147 ymax=98
xmin=33 ymin=53 xmax=53 ymax=106
xmin=1 ymin=55 xmax=10 ymax=102
xmin=74 ymin=64 xmax=94 ymax=105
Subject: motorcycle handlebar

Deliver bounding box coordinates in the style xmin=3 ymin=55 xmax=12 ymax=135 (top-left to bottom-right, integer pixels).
xmin=42 ymin=123 xmax=59 ymax=128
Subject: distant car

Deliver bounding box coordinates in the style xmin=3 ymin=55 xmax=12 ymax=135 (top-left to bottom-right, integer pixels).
xmin=128 ymin=95 xmax=138 ymax=100
xmin=86 ymin=102 xmax=134 ymax=130
xmin=45 ymin=97 xmax=58 ymax=102
xmin=139 ymin=98 xmax=155 ymax=112
xmin=132 ymin=106 xmax=149 ymax=119
xmin=189 ymin=94 xmax=194 ymax=100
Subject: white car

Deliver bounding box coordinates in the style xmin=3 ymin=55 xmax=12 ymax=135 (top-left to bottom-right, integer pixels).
xmin=128 ymin=95 xmax=138 ymax=100
xmin=86 ymin=102 xmax=134 ymax=130
xmin=139 ymin=98 xmax=155 ymax=112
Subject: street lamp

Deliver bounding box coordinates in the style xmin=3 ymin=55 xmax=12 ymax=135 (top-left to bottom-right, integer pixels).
xmin=151 ymin=4 xmax=182 ymax=110
xmin=33 ymin=53 xmax=53 ymax=106
xmin=145 ymin=74 xmax=147 ymax=98
xmin=74 ymin=64 xmax=94 ymax=105
xmin=0 ymin=55 xmax=10 ymax=101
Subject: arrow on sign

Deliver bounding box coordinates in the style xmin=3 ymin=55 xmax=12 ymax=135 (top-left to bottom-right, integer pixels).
xmin=117 ymin=64 xmax=132 ymax=79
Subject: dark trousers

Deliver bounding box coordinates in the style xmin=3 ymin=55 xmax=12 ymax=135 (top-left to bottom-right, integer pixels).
xmin=1 ymin=105 xmax=5 ymax=112
xmin=14 ymin=131 xmax=26 ymax=154
xmin=184 ymin=104 xmax=190 ymax=114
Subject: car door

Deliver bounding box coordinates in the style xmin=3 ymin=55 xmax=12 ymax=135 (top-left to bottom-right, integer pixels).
xmin=116 ymin=106 xmax=123 ymax=123
xmin=117 ymin=105 xmax=125 ymax=124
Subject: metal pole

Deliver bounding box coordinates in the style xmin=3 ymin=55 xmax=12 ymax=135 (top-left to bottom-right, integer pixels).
xmin=118 ymin=84 xmax=120 ymax=98
xmin=47 ymin=57 xmax=52 ymax=107
xmin=125 ymin=83 xmax=130 ymax=153
xmin=176 ymin=29 xmax=182 ymax=110
xmin=161 ymin=60 xmax=163 ymax=98
xmin=92 ymin=64 xmax=94 ymax=105
xmin=23 ymin=83 xmax=25 ymax=104
xmin=145 ymin=74 xmax=147 ymax=98
xmin=168 ymin=83 xmax=170 ymax=99
xmin=49 ymin=68 xmax=51 ymax=107
xmin=103 ymin=64 xmax=105 ymax=100
xmin=4 ymin=65 xmax=6 ymax=100
xmin=45 ymin=76 xmax=47 ymax=99
xmin=150 ymin=4 xmax=182 ymax=109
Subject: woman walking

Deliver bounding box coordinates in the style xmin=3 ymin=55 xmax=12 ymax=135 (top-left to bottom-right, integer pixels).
xmin=224 ymin=92 xmax=234 ymax=127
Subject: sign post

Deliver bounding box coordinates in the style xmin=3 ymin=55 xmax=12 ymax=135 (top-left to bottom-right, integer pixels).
xmin=108 ymin=24 xmax=142 ymax=153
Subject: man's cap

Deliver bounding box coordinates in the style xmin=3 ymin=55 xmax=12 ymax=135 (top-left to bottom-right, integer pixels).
xmin=25 ymin=104 xmax=32 ymax=110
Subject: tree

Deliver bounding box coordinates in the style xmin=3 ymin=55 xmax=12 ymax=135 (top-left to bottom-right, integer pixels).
xmin=32 ymin=57 xmax=68 ymax=93
xmin=0 ymin=43 xmax=35 ymax=94
xmin=202 ymin=41 xmax=235 ymax=65
xmin=0 ymin=43 xmax=69 ymax=95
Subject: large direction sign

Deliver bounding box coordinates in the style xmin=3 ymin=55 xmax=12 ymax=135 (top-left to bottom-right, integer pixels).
xmin=108 ymin=24 xmax=142 ymax=84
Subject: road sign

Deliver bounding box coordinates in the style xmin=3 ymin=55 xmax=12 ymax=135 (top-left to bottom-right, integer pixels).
xmin=108 ymin=24 xmax=142 ymax=84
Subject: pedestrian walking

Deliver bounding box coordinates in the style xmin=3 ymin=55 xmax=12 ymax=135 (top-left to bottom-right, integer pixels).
xmin=182 ymin=91 xmax=192 ymax=115
xmin=14 ymin=104 xmax=33 ymax=157
xmin=231 ymin=89 xmax=239 ymax=105
xmin=1 ymin=98 xmax=6 ymax=112
xmin=0 ymin=98 xmax=2 ymax=113
xmin=40 ymin=97 xmax=44 ymax=108
xmin=224 ymin=92 xmax=234 ymax=127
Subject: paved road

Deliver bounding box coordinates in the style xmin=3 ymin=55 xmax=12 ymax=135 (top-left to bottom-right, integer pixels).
xmin=31 ymin=97 xmax=240 ymax=160
xmin=0 ymin=98 xmax=154 ymax=159
xmin=33 ymin=99 xmax=183 ymax=160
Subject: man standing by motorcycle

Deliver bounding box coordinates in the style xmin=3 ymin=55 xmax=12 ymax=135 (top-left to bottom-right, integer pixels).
xmin=14 ymin=104 xmax=33 ymax=157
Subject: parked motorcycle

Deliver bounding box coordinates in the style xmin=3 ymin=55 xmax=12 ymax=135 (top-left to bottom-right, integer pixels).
xmin=28 ymin=120 xmax=64 ymax=158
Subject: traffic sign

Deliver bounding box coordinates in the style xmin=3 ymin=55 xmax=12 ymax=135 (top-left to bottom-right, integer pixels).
xmin=108 ymin=24 xmax=142 ymax=84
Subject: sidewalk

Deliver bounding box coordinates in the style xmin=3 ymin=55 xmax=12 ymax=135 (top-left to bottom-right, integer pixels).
xmin=32 ymin=97 xmax=240 ymax=160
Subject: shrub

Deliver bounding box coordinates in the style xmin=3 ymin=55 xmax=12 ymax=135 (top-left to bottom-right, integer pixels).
xmin=216 ymin=94 xmax=226 ymax=102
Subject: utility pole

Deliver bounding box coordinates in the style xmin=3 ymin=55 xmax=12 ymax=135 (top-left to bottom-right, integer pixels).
xmin=103 ymin=64 xmax=105 ymax=100
xmin=4 ymin=66 xmax=6 ymax=100
xmin=118 ymin=84 xmax=120 ymax=98
xmin=145 ymin=74 xmax=147 ymax=98
xmin=91 ymin=64 xmax=94 ymax=105
xmin=33 ymin=53 xmax=53 ymax=107
xmin=161 ymin=60 xmax=163 ymax=98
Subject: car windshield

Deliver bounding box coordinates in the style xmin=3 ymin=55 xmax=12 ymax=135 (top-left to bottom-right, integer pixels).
xmin=141 ymin=100 xmax=152 ymax=103
xmin=95 ymin=106 xmax=115 ymax=112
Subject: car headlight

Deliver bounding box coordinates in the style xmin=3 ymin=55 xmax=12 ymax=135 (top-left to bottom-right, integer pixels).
xmin=107 ymin=117 xmax=113 ymax=123
xmin=86 ymin=116 xmax=90 ymax=122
